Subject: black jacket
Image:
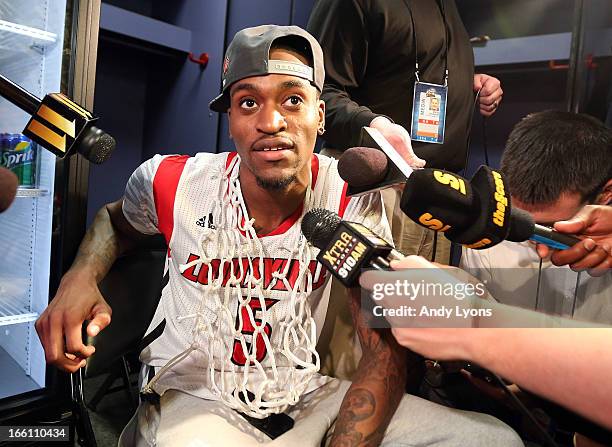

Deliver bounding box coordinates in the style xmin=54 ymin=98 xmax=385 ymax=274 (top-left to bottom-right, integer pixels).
xmin=308 ymin=0 xmax=475 ymax=172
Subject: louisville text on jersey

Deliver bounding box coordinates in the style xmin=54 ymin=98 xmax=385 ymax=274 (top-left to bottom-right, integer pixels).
xmin=181 ymin=254 xmax=327 ymax=291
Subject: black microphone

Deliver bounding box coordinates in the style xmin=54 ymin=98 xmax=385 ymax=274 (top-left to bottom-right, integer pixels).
xmin=507 ymin=208 xmax=581 ymax=250
xmin=401 ymin=165 xmax=512 ymax=249
xmin=301 ymin=208 xmax=402 ymax=287
xmin=339 ymin=147 xmax=580 ymax=250
xmin=0 ymin=167 xmax=18 ymax=213
xmin=0 ymin=74 xmax=115 ymax=164
xmin=400 ymin=167 xmax=581 ymax=250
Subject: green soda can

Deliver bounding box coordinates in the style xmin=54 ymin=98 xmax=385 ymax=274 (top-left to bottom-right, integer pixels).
xmin=1 ymin=134 xmax=38 ymax=187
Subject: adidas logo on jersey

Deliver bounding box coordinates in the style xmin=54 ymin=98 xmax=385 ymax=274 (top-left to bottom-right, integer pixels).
xmin=196 ymin=213 xmax=216 ymax=229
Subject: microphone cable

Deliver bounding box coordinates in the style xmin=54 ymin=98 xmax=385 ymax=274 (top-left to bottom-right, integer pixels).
xmin=461 ymin=86 xmax=483 ymax=178
xmin=431 ymin=231 xmax=438 ymax=263
xmin=482 ymin=114 xmax=490 ymax=167
xmin=570 ymin=272 xmax=581 ymax=317
xmin=463 ymin=86 xmax=493 ymax=175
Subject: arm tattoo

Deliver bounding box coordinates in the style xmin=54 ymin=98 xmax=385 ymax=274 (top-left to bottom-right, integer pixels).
xmin=332 ymin=389 xmax=376 ymax=446
xmin=330 ymin=288 xmax=407 ymax=447
xmin=72 ymin=202 xmax=134 ymax=282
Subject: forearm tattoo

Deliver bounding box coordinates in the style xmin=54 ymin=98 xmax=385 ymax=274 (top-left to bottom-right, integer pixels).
xmin=72 ymin=206 xmax=123 ymax=280
xmin=330 ymin=289 xmax=407 ymax=447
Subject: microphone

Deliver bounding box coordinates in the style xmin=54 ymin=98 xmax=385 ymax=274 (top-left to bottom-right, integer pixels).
xmin=338 ymin=147 xmax=389 ymax=188
xmin=399 ymin=167 xmax=581 ymax=250
xmin=300 ymin=208 xmax=580 ymax=289
xmin=301 ymin=208 xmax=402 ymax=287
xmin=338 ymin=146 xmax=581 ymax=250
xmin=401 ymin=165 xmax=512 ymax=249
xmin=0 ymin=167 xmax=18 ymax=213
xmin=0 ymin=74 xmax=115 ymax=164
xmin=507 ymin=208 xmax=581 ymax=250
xmin=336 ymin=126 xmax=416 ymax=196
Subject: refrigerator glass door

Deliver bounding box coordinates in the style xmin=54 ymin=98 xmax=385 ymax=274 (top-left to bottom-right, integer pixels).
xmin=0 ymin=0 xmax=67 ymax=399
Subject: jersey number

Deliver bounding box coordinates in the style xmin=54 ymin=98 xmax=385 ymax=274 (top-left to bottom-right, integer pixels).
xmin=231 ymin=298 xmax=279 ymax=366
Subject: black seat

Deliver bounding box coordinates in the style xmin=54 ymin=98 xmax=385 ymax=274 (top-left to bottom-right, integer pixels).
xmin=86 ymin=245 xmax=166 ymax=400
xmin=72 ymin=239 xmax=166 ymax=446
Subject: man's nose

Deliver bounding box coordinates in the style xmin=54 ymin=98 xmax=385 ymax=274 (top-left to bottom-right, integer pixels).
xmin=257 ymin=106 xmax=287 ymax=134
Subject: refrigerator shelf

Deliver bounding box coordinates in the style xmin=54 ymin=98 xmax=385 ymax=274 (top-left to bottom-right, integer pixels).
xmin=0 ymin=19 xmax=57 ymax=42
xmin=0 ymin=19 xmax=57 ymax=55
xmin=15 ymin=188 xmax=49 ymax=198
xmin=0 ymin=294 xmax=38 ymax=326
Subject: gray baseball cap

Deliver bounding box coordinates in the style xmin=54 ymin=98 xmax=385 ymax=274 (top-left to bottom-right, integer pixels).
xmin=209 ymin=25 xmax=325 ymax=113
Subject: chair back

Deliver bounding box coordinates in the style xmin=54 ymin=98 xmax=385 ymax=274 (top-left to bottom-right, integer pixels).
xmin=85 ymin=246 xmax=166 ymax=377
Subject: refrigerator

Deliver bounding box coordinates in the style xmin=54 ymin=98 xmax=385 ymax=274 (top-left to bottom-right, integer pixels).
xmin=0 ymin=0 xmax=100 ymax=436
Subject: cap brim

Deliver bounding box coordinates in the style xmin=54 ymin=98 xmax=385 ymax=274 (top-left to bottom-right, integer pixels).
xmin=209 ymin=91 xmax=230 ymax=113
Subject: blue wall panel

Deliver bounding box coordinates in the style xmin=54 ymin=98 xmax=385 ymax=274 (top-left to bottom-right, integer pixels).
xmin=144 ymin=0 xmax=228 ymax=159
xmin=291 ymin=0 xmax=316 ymax=29
xmin=87 ymin=40 xmax=149 ymax=224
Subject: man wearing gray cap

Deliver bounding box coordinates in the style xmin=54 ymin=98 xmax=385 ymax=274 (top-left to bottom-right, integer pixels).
xmin=36 ymin=24 xmax=521 ymax=446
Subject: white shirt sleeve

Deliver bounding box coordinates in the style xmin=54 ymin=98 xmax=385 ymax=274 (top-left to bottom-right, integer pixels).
xmin=460 ymin=247 xmax=484 ymax=273
xmin=460 ymin=246 xmax=500 ymax=303
xmin=122 ymin=154 xmax=167 ymax=235
xmin=342 ymin=192 xmax=394 ymax=247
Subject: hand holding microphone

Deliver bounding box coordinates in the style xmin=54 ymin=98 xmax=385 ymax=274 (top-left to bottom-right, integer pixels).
xmin=535 ymin=205 xmax=612 ymax=276
xmin=367 ymin=255 xmax=612 ymax=434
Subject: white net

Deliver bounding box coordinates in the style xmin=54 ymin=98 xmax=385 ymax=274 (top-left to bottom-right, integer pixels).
xmin=144 ymin=155 xmax=320 ymax=418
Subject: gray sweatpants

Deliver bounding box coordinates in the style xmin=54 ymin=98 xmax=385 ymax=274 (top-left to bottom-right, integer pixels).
xmin=118 ymin=378 xmax=523 ymax=447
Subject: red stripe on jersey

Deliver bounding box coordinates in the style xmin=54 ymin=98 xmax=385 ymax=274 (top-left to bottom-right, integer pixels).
xmin=225 ymin=151 xmax=238 ymax=169
xmin=153 ymin=155 xmax=189 ymax=244
xmin=338 ymin=182 xmax=351 ymax=218
xmin=263 ymin=203 xmax=304 ymax=237
xmin=311 ymin=154 xmax=319 ymax=188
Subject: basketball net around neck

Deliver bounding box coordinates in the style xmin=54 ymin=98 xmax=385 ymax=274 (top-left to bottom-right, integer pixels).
xmin=144 ymin=155 xmax=320 ymax=418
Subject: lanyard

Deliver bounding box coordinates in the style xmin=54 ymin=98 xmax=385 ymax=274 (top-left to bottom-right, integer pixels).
xmin=404 ymin=0 xmax=450 ymax=86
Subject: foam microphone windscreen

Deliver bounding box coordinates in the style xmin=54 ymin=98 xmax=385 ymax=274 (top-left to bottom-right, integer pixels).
xmin=77 ymin=126 xmax=116 ymax=164
xmin=506 ymin=208 xmax=535 ymax=242
xmin=0 ymin=167 xmax=18 ymax=213
xmin=301 ymin=208 xmax=341 ymax=250
xmin=338 ymin=135 xmax=410 ymax=196
xmin=338 ymin=147 xmax=388 ymax=188
xmin=400 ymin=168 xmax=477 ymax=232
xmin=445 ymin=165 xmax=511 ymax=249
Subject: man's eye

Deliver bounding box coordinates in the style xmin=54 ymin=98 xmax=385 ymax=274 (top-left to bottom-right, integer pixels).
xmin=284 ymin=96 xmax=303 ymax=107
xmin=240 ymin=98 xmax=257 ymax=109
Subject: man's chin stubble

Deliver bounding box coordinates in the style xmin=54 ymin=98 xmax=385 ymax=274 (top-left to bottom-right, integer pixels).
xmin=255 ymin=174 xmax=297 ymax=191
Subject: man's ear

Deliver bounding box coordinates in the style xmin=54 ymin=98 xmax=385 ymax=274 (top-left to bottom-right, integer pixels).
xmin=596 ymin=179 xmax=612 ymax=205
xmin=317 ymin=99 xmax=325 ymax=131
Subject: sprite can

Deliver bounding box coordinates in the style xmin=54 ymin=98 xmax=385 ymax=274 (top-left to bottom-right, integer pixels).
xmin=1 ymin=133 xmax=38 ymax=187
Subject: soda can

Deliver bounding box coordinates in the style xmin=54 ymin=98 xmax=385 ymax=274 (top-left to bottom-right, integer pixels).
xmin=0 ymin=133 xmax=9 ymax=152
xmin=0 ymin=133 xmax=11 ymax=172
xmin=1 ymin=133 xmax=38 ymax=188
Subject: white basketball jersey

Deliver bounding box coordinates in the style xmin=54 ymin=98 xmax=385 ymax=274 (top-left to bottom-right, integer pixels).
xmin=123 ymin=151 xmax=391 ymax=414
